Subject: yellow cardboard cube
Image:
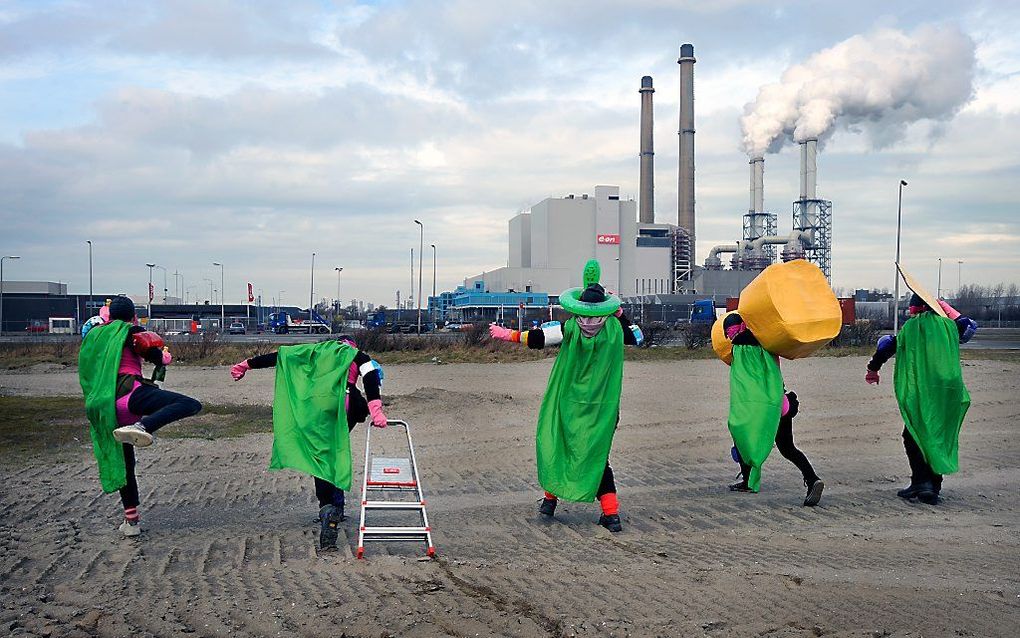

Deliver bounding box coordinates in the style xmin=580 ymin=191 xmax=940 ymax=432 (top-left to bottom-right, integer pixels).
xmin=737 ymin=260 xmax=841 ymax=359
xmin=711 ymin=310 xmax=737 ymax=365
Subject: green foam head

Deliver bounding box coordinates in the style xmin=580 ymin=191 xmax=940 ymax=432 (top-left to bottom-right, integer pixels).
xmin=582 ymin=259 xmax=601 ymax=287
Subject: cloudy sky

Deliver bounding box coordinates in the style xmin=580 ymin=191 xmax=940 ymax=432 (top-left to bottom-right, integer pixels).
xmin=1 ymin=0 xmax=1017 ymax=306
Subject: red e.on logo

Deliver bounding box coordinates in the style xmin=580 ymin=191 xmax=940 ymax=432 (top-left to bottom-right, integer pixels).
xmin=597 ymin=234 xmax=621 ymax=245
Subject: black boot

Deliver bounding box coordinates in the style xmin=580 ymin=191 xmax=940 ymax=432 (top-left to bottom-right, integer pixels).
xmin=539 ymin=497 xmax=557 ymax=517
xmin=729 ymin=479 xmax=752 ymax=492
xmin=803 ymin=478 xmax=824 ymax=507
xmin=319 ymin=504 xmax=341 ymax=550
xmin=897 ymin=483 xmax=923 ymax=499
xmin=598 ymin=514 xmax=622 ymax=533
xmin=915 ymin=481 xmax=938 ymax=505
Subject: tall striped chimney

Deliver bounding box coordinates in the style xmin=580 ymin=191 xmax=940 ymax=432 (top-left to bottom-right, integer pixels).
xmin=677 ymin=43 xmax=696 ymax=259
xmin=639 ymin=75 xmax=655 ymax=224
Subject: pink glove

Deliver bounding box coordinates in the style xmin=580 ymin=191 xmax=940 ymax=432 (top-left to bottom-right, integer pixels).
xmin=161 ymin=349 xmax=173 ymax=366
xmin=937 ymin=299 xmax=961 ymax=320
xmin=489 ymin=324 xmax=512 ymax=341
xmin=231 ymin=360 xmax=250 ymax=381
xmin=865 ymin=369 xmax=880 ymax=385
xmin=781 ymin=393 xmax=790 ymax=417
xmin=368 ymin=399 xmax=387 ymax=428
xmin=613 ymin=306 xmax=624 ymax=317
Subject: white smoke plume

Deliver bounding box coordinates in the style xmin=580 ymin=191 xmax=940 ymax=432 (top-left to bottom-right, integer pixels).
xmin=740 ymin=24 xmax=976 ymax=157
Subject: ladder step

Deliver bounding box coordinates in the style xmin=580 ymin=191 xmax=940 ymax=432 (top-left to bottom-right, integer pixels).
xmin=362 ymin=526 xmax=430 ymax=534
xmin=363 ymin=501 xmax=424 ymax=510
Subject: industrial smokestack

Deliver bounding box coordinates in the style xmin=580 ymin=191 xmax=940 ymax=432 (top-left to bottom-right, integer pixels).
xmin=799 ymin=139 xmax=817 ymax=200
xmin=749 ymin=155 xmax=764 ymax=213
xmin=677 ymin=43 xmax=696 ymax=257
xmin=639 ymin=75 xmax=655 ymax=224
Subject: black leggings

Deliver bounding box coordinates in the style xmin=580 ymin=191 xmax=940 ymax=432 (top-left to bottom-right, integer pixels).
xmin=118 ymin=385 xmax=203 ymax=509
xmin=129 ymin=384 xmax=203 ymax=433
xmin=740 ymin=413 xmax=819 ymax=485
xmin=596 ymin=463 xmax=616 ymax=498
xmin=903 ymin=428 xmax=943 ymax=489
xmin=313 ymin=418 xmax=360 ymax=509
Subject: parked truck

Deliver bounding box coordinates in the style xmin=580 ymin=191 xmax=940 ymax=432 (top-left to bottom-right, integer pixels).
xmin=268 ymin=309 xmax=331 ymax=334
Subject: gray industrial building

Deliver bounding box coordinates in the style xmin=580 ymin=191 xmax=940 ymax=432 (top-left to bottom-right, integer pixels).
xmin=465 ymin=185 xmax=682 ymax=297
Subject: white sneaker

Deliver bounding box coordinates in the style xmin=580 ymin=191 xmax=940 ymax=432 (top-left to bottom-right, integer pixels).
xmin=119 ymin=520 xmax=141 ymax=537
xmin=113 ymin=423 xmax=153 ymax=447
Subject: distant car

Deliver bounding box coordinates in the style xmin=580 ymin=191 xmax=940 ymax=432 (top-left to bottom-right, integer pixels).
xmin=228 ymin=322 xmax=246 ymax=335
xmin=25 ymin=320 xmax=47 ymax=333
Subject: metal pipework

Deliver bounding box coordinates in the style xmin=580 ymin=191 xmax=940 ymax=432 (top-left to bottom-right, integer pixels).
xmin=639 ymin=75 xmax=655 ymax=224
xmin=704 ymin=240 xmax=751 ymax=270
xmin=677 ymin=43 xmax=696 ymax=259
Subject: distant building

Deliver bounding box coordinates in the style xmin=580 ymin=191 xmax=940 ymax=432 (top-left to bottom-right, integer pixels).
xmin=463 ymin=185 xmax=683 ymax=298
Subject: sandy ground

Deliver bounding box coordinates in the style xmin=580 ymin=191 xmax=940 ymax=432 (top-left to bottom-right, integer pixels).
xmin=1 ymin=356 xmax=1019 ymax=638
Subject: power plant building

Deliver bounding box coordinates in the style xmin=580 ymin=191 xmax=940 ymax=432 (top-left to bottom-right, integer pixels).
xmin=464 ymin=185 xmax=676 ymax=297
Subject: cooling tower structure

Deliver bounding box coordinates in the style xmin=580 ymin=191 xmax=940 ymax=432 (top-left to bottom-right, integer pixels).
xmin=742 ymin=155 xmax=777 ymax=270
xmin=785 ymin=138 xmax=832 ymax=279
xmin=639 ymin=76 xmax=655 ymax=224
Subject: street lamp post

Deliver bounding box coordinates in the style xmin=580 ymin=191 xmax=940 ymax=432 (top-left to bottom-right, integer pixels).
xmin=430 ymin=243 xmax=437 ymax=323
xmin=155 ymin=265 xmax=168 ymax=303
xmin=893 ymin=180 xmax=907 ymax=332
xmin=310 ymin=252 xmax=316 ymax=317
xmin=146 ymin=263 xmax=156 ymax=325
xmin=414 ymin=219 xmax=423 ymax=334
xmin=86 ymin=241 xmax=93 ymax=313
xmin=334 ymin=267 xmax=343 ymax=330
xmin=212 ymin=262 xmax=225 ymax=332
xmin=409 ymin=248 xmax=414 ymax=311
xmin=937 ymin=258 xmax=942 ymax=298
xmin=0 ymin=255 xmax=22 ymax=334
xmin=957 ymin=260 xmax=963 ymax=299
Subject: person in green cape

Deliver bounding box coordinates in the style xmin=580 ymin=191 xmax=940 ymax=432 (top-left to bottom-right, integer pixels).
xmin=866 ymin=293 xmax=976 ymax=504
xmin=230 ymin=336 xmax=388 ymax=550
xmin=79 ymin=296 xmax=203 ymax=537
xmin=489 ymin=260 xmax=642 ymax=533
xmin=723 ymin=312 xmax=824 ymax=506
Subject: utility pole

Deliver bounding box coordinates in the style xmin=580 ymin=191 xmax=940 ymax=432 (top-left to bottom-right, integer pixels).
xmin=0 ymin=255 xmax=22 ymax=334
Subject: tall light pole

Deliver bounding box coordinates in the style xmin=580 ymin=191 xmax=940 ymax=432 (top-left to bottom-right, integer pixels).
xmin=0 ymin=255 xmax=22 ymax=334
xmin=277 ymin=290 xmax=286 ymax=311
xmin=957 ymin=260 xmax=964 ymax=299
xmin=212 ymin=262 xmax=225 ymax=332
xmin=146 ymin=263 xmax=156 ymax=325
xmin=430 ymin=243 xmax=437 ymax=323
xmin=334 ymin=266 xmax=343 ymax=318
xmin=937 ymin=258 xmax=942 ymax=298
xmin=309 ymin=252 xmax=316 ymax=316
xmin=203 ymin=277 xmax=213 ymax=304
xmin=893 ymin=180 xmax=907 ymax=332
xmin=154 ymin=265 xmax=168 ymax=303
xmin=86 ymin=241 xmax=93 ymax=313
xmin=414 ymin=219 xmax=423 ymax=334
xmin=409 ymin=248 xmax=415 ymax=311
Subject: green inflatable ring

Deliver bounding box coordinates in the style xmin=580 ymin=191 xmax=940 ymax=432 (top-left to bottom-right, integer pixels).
xmin=559 ymin=287 xmax=621 ymax=317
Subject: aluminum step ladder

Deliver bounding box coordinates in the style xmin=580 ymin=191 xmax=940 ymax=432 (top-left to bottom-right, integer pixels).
xmin=356 ymin=419 xmax=435 ymax=559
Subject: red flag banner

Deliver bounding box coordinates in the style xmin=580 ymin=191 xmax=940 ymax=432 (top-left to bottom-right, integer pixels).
xmin=148 ymin=283 xmax=154 ymax=303
xmin=247 ymin=282 xmax=254 ymax=303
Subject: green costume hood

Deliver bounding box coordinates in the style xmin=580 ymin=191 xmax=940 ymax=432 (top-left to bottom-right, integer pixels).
xmin=559 ymin=259 xmax=622 ymax=317
xmin=79 ymin=319 xmax=132 ymax=493
xmin=535 ymin=316 xmax=624 ymax=501
xmin=269 ymin=341 xmax=359 ymax=490
xmin=894 ymin=312 xmax=970 ymax=475
xmin=727 ymin=344 xmax=784 ymax=492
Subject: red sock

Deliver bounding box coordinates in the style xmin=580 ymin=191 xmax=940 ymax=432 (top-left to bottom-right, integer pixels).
xmin=599 ymin=493 xmax=619 ymax=515
xmin=124 ymin=507 xmax=139 ymax=523
xmin=543 ymin=491 xmax=557 ymax=501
